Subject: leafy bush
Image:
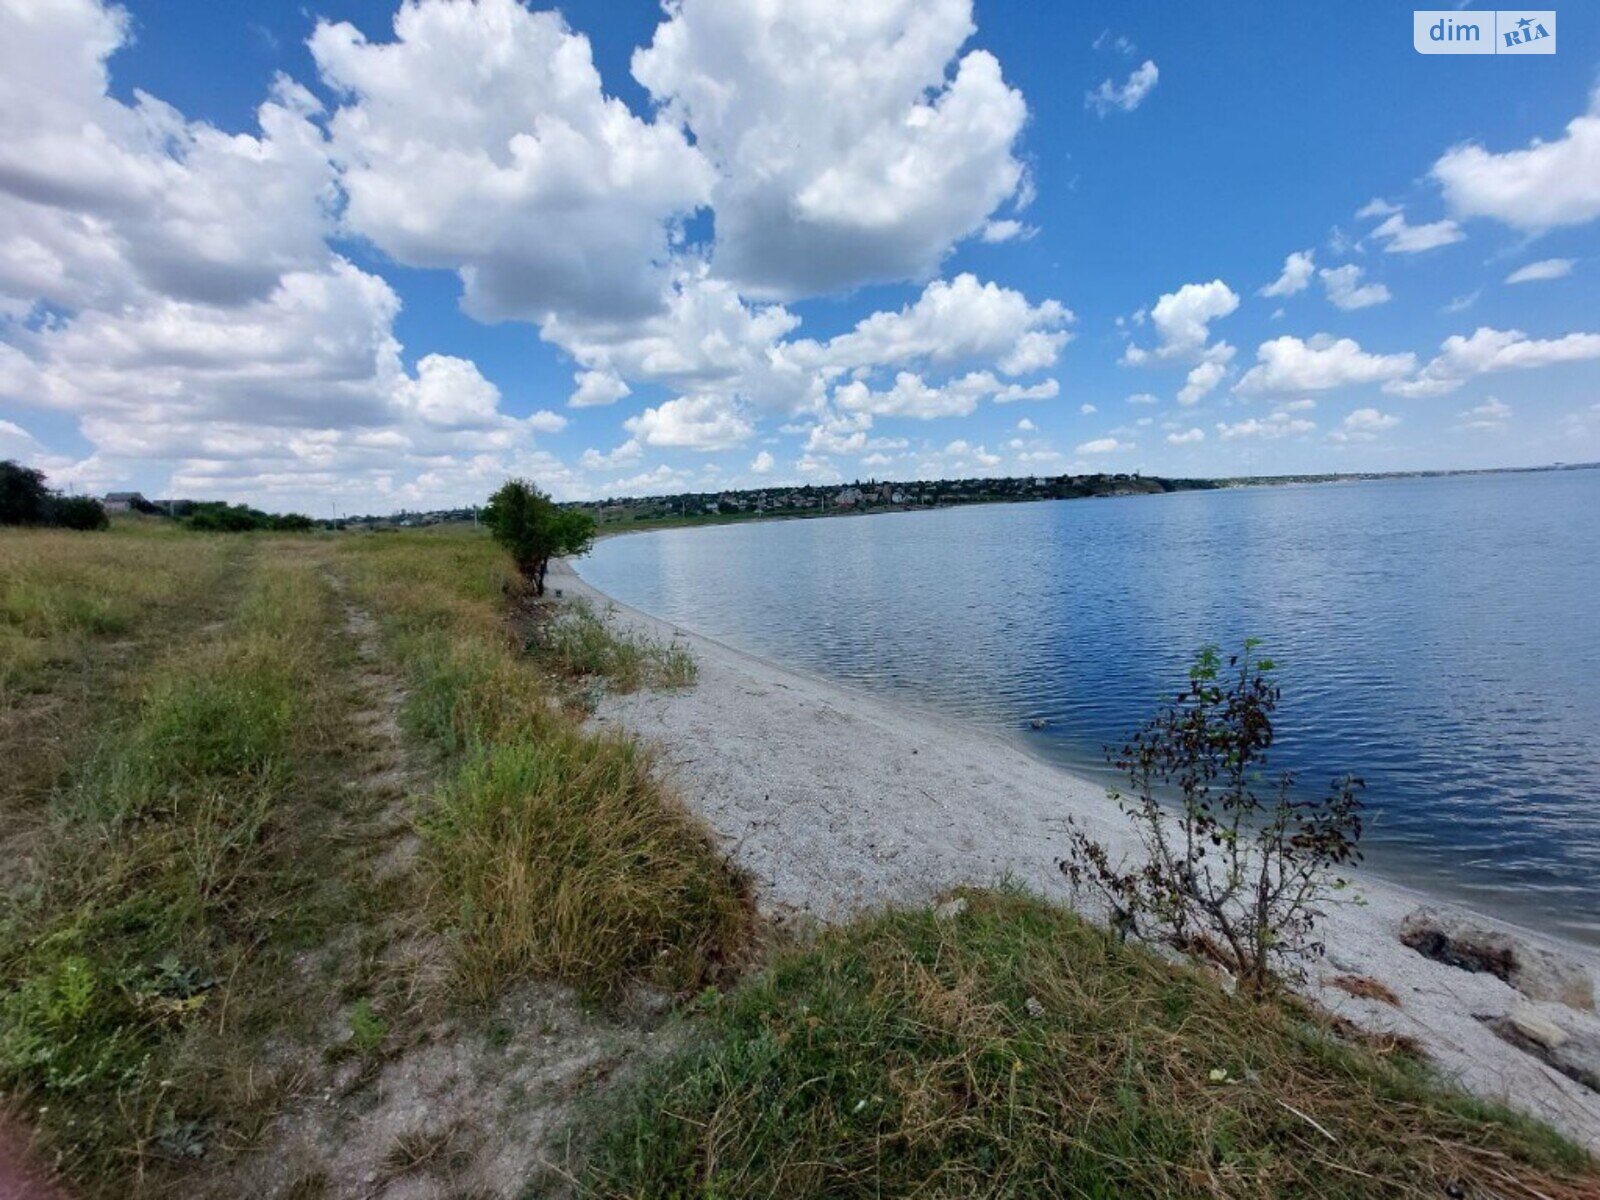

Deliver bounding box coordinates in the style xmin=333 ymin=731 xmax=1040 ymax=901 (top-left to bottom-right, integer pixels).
xmin=1059 ymin=642 xmax=1364 ymax=995
xmin=47 ymin=494 xmax=111 ymax=531
xmin=0 ymin=459 xmax=48 ymax=525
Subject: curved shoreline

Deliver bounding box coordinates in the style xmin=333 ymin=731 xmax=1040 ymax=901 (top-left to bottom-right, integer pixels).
xmin=556 ymin=557 xmax=1600 ymax=1148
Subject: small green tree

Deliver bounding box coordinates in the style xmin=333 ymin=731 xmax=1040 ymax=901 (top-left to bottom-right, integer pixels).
xmin=482 ymin=480 xmax=596 ymax=596
xmin=1059 ymin=642 xmax=1363 ymax=995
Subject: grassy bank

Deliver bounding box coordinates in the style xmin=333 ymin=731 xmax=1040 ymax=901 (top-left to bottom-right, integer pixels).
xmin=334 ymin=529 xmax=748 ymax=1002
xmin=528 ymin=595 xmax=696 ymax=693
xmin=584 ymin=888 xmax=1595 ymax=1198
xmin=0 ymin=520 xmax=233 ymax=697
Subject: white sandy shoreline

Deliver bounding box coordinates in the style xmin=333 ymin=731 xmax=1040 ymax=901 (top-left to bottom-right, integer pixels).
xmin=554 ymin=557 xmax=1600 ymax=1149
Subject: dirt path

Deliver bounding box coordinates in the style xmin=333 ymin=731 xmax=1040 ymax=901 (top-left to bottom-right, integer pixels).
xmin=213 ymin=575 xmax=677 ymax=1198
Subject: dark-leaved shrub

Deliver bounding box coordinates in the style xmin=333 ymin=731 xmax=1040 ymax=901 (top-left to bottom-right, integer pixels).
xmin=1059 ymin=641 xmax=1364 ymax=994
xmin=1 ymin=461 xmax=107 ymax=530
xmin=47 ymin=495 xmax=110 ymax=531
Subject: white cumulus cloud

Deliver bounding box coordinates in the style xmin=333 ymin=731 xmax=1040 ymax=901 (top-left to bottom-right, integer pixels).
xmin=1459 ymin=396 xmax=1512 ymax=430
xmin=817 ymin=273 xmax=1072 ymax=377
xmin=1235 ymin=335 xmax=1416 ymax=396
xmin=1260 ymin=250 xmax=1315 ymax=298
xmin=1432 ymin=86 xmax=1600 ymax=231
xmin=1329 ymin=407 xmax=1399 ymax=443
xmin=0 ymin=0 xmax=335 ymax=314
xmin=1365 ymin=209 xmax=1465 ymax=254
xmin=1320 ymin=264 xmax=1391 ymax=310
xmin=312 ymin=0 xmax=712 ymax=324
xmin=1177 ymin=360 xmax=1227 ymax=405
xmin=1086 ymin=60 xmax=1159 ymax=116
xmin=1122 ymin=280 xmax=1239 ymax=365
xmin=1385 ymin=327 xmax=1600 ymax=397
xmin=569 ymin=370 xmax=632 ymax=408
xmin=624 ymin=394 xmax=755 ymax=451
xmin=634 ymin=0 xmax=1029 ymax=299
xmin=1216 ymin=413 xmax=1316 ymax=440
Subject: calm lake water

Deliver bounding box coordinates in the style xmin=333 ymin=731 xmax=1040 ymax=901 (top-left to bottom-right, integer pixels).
xmin=582 ymin=470 xmax=1600 ymax=942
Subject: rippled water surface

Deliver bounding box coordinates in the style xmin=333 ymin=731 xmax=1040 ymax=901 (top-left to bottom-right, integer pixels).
xmin=582 ymin=471 xmax=1600 ymax=941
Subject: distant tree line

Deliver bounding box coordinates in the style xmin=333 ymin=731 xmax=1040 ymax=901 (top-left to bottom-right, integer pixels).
xmin=0 ymin=460 xmax=108 ymax=531
xmin=0 ymin=461 xmax=318 ymax=534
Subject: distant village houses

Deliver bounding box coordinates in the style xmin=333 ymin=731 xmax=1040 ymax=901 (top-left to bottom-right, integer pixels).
xmin=571 ymin=471 xmax=1217 ymax=529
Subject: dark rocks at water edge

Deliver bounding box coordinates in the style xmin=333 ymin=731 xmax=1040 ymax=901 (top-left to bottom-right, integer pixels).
xmin=1400 ymin=906 xmax=1595 ymax=1011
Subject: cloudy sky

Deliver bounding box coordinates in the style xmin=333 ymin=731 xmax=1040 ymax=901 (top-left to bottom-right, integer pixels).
xmin=1 ymin=0 xmax=1597 ymax=512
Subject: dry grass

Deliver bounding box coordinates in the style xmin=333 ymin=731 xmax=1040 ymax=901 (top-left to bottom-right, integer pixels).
xmin=0 ymin=521 xmax=741 ymax=1195
xmin=0 ymin=523 xmax=239 ymax=824
xmin=380 ymin=1122 xmax=470 ymax=1179
xmin=1328 ymin=974 xmax=1403 ymax=1007
xmin=421 ymin=729 xmax=747 ymax=1001
xmin=583 ymin=888 xmax=1597 ymax=1199
xmin=0 ymin=520 xmax=230 ymax=698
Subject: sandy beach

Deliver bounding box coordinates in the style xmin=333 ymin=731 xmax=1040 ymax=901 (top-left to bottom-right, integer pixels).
xmin=555 ymin=557 xmax=1600 ymax=1150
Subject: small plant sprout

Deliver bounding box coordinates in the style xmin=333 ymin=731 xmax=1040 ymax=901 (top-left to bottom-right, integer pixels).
xmin=347 ymin=999 xmax=388 ymax=1055
xmin=1059 ymin=641 xmax=1364 ymax=995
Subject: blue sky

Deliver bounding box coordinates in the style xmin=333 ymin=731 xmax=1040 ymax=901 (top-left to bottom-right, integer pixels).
xmin=1 ymin=0 xmax=1597 ymax=511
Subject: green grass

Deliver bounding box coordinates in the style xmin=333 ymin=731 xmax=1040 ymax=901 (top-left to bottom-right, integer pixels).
xmin=0 ymin=541 xmax=345 ymax=1184
xmin=528 ymin=596 xmax=697 ymax=693
xmin=582 ymin=888 xmax=1596 ymax=1199
xmin=334 ymin=528 xmax=748 ymax=1002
